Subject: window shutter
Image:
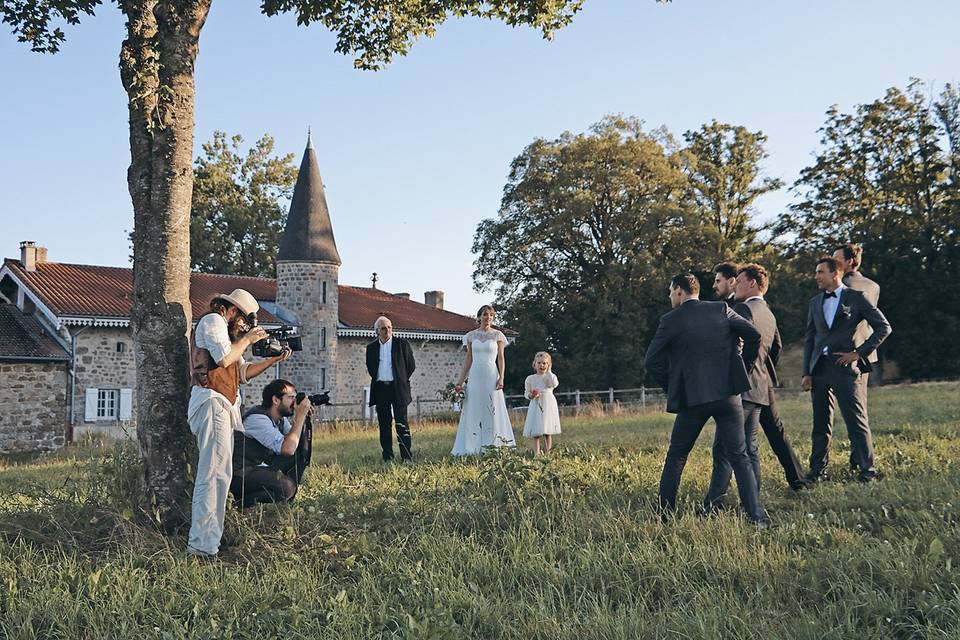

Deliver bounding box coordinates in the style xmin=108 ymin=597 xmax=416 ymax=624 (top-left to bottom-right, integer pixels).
xmin=119 ymin=388 xmax=133 ymax=421
xmin=84 ymin=388 xmax=98 ymax=422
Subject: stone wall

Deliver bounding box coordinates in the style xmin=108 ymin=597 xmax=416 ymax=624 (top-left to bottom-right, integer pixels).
xmin=276 ymin=262 xmax=340 ymax=403
xmin=0 ymin=361 xmax=68 ymax=453
xmin=336 ymin=336 xmax=467 ymax=419
xmin=72 ymin=328 xmax=136 ymax=436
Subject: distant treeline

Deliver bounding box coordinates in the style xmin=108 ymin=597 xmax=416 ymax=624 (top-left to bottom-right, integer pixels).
xmin=471 ymin=81 xmax=960 ymax=391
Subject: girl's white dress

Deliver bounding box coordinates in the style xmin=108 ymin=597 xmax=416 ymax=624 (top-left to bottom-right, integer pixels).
xmin=522 ymin=372 xmax=561 ymax=437
xmin=451 ymin=329 xmax=517 ymax=456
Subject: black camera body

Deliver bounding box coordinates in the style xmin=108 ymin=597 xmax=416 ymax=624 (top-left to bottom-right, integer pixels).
xmin=251 ymin=325 xmax=303 ymax=358
xmin=296 ymin=391 xmax=331 ymax=406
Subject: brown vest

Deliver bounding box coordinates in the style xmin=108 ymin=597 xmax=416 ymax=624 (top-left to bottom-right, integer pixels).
xmin=190 ymin=312 xmax=241 ymax=404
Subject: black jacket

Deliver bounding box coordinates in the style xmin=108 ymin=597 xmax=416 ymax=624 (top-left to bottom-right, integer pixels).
xmin=802 ymin=287 xmax=891 ymax=376
xmin=366 ymin=337 xmax=416 ymax=406
xmin=644 ymin=299 xmax=761 ymax=413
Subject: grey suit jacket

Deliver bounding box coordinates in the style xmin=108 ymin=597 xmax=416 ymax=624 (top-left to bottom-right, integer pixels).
xmin=733 ymin=298 xmax=779 ymax=406
xmin=644 ymin=299 xmax=761 ymax=413
xmin=843 ymin=270 xmax=882 ymax=364
xmin=802 ymin=287 xmax=891 ymax=376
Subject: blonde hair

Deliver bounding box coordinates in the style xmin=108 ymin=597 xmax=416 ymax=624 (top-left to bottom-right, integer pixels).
xmin=531 ymin=351 xmax=552 ymax=370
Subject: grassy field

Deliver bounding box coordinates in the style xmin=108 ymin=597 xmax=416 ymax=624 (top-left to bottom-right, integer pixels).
xmin=1 ymin=382 xmax=958 ymax=639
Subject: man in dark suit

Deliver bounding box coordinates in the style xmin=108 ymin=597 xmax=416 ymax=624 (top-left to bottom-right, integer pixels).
xmin=802 ymin=257 xmax=891 ymax=483
xmin=366 ymin=316 xmax=417 ymax=461
xmin=645 ymin=273 xmax=767 ymax=524
xmin=716 ymin=262 xmax=808 ymax=490
xmin=705 ymin=264 xmax=808 ymax=510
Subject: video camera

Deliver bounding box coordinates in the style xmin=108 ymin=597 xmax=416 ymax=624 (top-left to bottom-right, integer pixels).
xmin=296 ymin=390 xmax=331 ymax=406
xmin=251 ymin=325 xmax=303 ymax=358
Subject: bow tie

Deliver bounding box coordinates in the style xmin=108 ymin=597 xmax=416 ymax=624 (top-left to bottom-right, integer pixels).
xmin=823 ymin=291 xmax=837 ymax=299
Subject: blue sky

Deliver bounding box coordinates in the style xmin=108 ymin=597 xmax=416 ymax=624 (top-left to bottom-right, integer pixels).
xmin=2 ymin=1 xmax=958 ymax=316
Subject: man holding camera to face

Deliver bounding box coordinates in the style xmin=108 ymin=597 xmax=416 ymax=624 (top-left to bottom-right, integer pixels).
xmin=231 ymin=379 xmax=314 ymax=509
xmin=187 ymin=288 xmax=292 ymax=558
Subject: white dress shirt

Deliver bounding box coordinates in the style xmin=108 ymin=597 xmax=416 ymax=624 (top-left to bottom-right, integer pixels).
xmin=822 ymin=283 xmax=845 ymax=328
xmin=377 ymin=338 xmax=394 ymax=382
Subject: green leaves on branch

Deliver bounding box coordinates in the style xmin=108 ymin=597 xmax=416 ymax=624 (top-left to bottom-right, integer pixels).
xmin=260 ymin=0 xmax=586 ymax=69
xmin=190 ymin=132 xmax=298 ymax=278
xmin=0 ymin=0 xmax=99 ymax=53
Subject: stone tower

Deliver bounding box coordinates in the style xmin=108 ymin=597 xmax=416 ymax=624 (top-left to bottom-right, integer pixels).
xmin=276 ymin=133 xmax=342 ymax=400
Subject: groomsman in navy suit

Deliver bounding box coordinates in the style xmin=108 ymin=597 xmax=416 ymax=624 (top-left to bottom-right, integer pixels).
xmin=802 ymin=257 xmax=891 ymax=483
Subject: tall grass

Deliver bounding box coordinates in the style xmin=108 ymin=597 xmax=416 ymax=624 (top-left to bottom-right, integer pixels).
xmin=0 ymin=382 xmax=958 ymax=639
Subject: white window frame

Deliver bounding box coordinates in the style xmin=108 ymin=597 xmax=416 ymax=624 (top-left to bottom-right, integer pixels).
xmin=96 ymin=388 xmax=120 ymax=421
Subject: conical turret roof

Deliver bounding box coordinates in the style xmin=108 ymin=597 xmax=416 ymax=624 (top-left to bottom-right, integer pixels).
xmin=277 ymin=133 xmax=342 ymax=265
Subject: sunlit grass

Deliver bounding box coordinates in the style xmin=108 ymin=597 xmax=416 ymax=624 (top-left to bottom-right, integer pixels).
xmin=0 ymin=382 xmax=958 ymax=639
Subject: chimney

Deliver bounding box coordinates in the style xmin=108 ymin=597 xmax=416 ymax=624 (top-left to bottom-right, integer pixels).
xmin=424 ymin=290 xmax=444 ymax=310
xmin=20 ymin=241 xmax=47 ymax=272
xmin=395 ymin=292 xmax=410 ymax=300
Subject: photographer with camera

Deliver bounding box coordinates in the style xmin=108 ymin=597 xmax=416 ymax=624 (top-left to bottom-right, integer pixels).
xmin=187 ymin=288 xmax=292 ymax=558
xmin=231 ymin=379 xmax=319 ymax=508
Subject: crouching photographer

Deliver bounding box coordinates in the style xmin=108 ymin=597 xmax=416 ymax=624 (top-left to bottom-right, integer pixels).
xmin=231 ymin=379 xmax=326 ymax=508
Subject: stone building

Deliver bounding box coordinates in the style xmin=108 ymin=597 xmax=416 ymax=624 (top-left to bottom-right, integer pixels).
xmin=0 ymin=137 xmax=507 ymax=452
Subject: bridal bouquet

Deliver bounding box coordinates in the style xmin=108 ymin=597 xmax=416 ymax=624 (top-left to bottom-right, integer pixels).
xmin=437 ymin=382 xmax=465 ymax=404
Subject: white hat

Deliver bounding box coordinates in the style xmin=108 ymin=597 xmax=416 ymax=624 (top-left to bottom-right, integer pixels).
xmin=217 ymin=288 xmax=259 ymax=317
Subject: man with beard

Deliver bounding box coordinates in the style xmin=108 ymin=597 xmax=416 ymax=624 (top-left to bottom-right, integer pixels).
xmin=187 ymin=289 xmax=292 ymax=558
xmin=231 ymin=379 xmax=313 ymax=508
xmin=713 ymin=262 xmax=739 ymax=306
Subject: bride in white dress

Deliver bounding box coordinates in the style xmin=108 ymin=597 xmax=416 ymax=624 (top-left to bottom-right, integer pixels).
xmin=451 ymin=305 xmax=516 ymax=456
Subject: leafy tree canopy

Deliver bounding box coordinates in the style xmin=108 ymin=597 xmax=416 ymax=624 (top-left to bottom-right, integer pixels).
xmin=190 ymin=131 xmax=297 ymax=278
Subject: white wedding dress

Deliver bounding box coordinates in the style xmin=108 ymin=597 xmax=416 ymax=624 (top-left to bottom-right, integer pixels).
xmin=451 ymin=329 xmax=516 ymax=456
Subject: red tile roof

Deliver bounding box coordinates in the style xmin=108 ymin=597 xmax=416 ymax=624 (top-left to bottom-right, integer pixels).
xmin=338 ymin=285 xmax=479 ymax=334
xmin=3 ymin=259 xmax=281 ymax=324
xmin=0 ymin=304 xmax=70 ymax=361
xmin=2 ymin=259 xmax=501 ymax=335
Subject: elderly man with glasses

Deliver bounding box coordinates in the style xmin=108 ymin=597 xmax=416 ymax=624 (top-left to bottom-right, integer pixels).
xmin=365 ymin=316 xmax=417 ymax=461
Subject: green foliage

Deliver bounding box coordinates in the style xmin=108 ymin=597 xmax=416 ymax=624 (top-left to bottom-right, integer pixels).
xmin=473 ymin=116 xmax=781 ymax=391
xmin=189 ymin=131 xmax=297 ymax=278
xmin=1 ymin=383 xmax=959 ymax=638
xmin=261 ymin=0 xmax=587 ymax=70
xmin=776 ymin=80 xmax=960 ymax=377
xmin=0 ymin=0 xmax=99 ymax=53
xmin=681 ymin=119 xmax=783 ymax=260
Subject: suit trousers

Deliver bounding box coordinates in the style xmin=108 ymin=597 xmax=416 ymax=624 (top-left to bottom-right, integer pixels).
xmin=809 ymin=360 xmax=875 ymax=476
xmin=758 ymin=390 xmax=806 ymax=487
xmin=658 ymin=396 xmax=766 ymax=522
xmin=848 ymin=372 xmax=870 ymax=469
xmin=704 ymin=400 xmax=761 ymax=509
xmin=373 ymin=381 xmax=412 ymax=460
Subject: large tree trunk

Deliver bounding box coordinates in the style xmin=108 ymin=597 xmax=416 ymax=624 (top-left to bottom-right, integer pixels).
xmin=119 ymin=0 xmax=212 ymax=532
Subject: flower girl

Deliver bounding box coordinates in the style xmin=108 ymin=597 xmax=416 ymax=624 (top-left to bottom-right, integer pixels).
xmin=522 ymin=352 xmax=561 ymax=455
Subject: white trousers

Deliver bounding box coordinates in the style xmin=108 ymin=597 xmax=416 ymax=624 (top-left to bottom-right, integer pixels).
xmin=186 ymin=389 xmax=241 ymax=556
